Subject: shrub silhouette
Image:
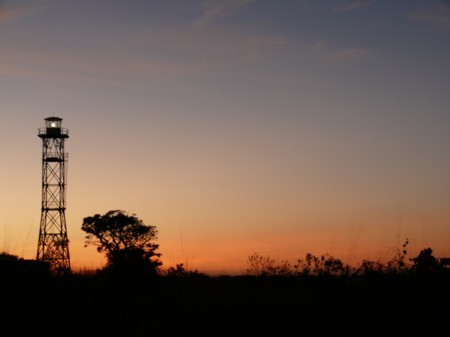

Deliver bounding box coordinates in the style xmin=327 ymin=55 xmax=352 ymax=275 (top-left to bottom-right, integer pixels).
xmin=0 ymin=251 xmax=19 ymax=261
xmin=411 ymin=248 xmax=442 ymax=275
xmin=0 ymin=251 xmax=50 ymax=278
xmin=246 ymin=252 xmax=349 ymax=277
xmin=246 ymin=239 xmax=450 ymax=278
xmin=296 ymin=253 xmax=349 ymax=276
xmin=165 ymin=263 xmax=208 ymax=277
xmin=246 ymin=253 xmax=280 ymax=276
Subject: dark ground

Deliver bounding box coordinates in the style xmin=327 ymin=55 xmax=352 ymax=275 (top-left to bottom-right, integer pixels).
xmin=1 ymin=271 xmax=448 ymax=337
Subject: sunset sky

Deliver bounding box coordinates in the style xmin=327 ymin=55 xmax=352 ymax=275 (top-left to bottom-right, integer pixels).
xmin=1 ymin=0 xmax=449 ymax=274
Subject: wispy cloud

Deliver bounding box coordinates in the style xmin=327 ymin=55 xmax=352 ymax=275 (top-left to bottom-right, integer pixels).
xmin=195 ymin=0 xmax=256 ymax=25
xmin=333 ymin=0 xmax=376 ymax=13
xmin=0 ymin=25 xmax=288 ymax=86
xmin=0 ymin=47 xmax=192 ymax=85
xmin=307 ymin=41 xmax=371 ymax=62
xmin=0 ymin=0 xmax=53 ymax=23
xmin=326 ymin=48 xmax=371 ymax=62
xmin=408 ymin=4 xmax=450 ymax=31
xmin=130 ymin=24 xmax=288 ymax=68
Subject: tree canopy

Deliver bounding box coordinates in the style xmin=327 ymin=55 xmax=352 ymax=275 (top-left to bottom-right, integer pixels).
xmin=81 ymin=210 xmax=162 ymax=275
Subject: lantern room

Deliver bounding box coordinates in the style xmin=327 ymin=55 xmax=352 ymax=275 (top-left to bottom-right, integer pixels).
xmin=38 ymin=116 xmax=69 ymax=138
xmin=46 ymin=117 xmax=62 ymax=129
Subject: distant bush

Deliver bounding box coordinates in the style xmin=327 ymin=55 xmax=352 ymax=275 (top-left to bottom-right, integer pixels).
xmin=246 ymin=252 xmax=349 ymax=277
xmin=246 ymin=239 xmax=449 ymax=278
xmin=411 ymin=247 xmax=443 ymax=275
xmin=0 ymin=252 xmax=50 ymax=278
xmin=165 ymin=263 xmax=208 ymax=278
xmin=0 ymin=251 xmax=19 ymax=261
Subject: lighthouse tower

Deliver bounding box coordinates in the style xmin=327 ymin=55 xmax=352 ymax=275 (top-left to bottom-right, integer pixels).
xmin=37 ymin=117 xmax=71 ymax=274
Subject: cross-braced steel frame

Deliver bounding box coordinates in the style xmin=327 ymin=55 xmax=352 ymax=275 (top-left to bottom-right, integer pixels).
xmin=37 ymin=120 xmax=71 ymax=274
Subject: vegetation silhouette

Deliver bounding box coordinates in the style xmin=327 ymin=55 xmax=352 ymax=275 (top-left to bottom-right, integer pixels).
xmin=81 ymin=209 xmax=162 ymax=277
xmin=1 ymin=239 xmax=449 ymax=336
xmin=0 ymin=251 xmax=50 ymax=278
xmin=246 ymin=239 xmax=450 ymax=277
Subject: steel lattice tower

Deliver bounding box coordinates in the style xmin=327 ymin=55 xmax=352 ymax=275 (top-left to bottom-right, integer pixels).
xmin=37 ymin=116 xmax=71 ymax=274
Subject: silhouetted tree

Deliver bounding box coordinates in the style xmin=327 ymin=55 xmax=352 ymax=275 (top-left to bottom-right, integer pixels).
xmin=81 ymin=210 xmax=162 ymax=276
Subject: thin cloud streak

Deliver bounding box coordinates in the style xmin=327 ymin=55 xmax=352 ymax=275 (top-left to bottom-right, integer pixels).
xmin=332 ymin=0 xmax=376 ymax=13
xmin=0 ymin=0 xmax=54 ymax=23
xmin=326 ymin=48 xmax=371 ymax=62
xmin=195 ymin=0 xmax=256 ymax=25
xmin=0 ymin=23 xmax=288 ymax=85
xmin=305 ymin=41 xmax=372 ymax=63
xmin=408 ymin=5 xmax=450 ymax=31
xmin=0 ymin=49 xmax=194 ymax=85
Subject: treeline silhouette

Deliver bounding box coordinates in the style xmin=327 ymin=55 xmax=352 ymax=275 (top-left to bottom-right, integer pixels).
xmin=1 ymin=241 xmax=448 ymax=337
